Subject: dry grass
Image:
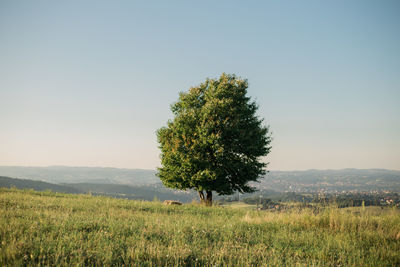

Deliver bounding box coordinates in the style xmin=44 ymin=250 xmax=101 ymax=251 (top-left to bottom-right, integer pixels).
xmin=1 ymin=188 xmax=399 ymax=266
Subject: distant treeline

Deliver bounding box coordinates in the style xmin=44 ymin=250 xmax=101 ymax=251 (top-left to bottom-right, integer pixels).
xmin=2 ymin=176 xmax=400 ymax=207
xmin=0 ymin=176 xmax=198 ymax=203
xmin=219 ymin=192 xmax=400 ymax=208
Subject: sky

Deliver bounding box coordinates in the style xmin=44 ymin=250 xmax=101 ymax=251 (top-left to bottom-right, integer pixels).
xmin=0 ymin=1 xmax=399 ymax=171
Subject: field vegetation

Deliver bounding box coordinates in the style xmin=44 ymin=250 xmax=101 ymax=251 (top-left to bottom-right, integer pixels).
xmin=1 ymin=188 xmax=400 ymax=266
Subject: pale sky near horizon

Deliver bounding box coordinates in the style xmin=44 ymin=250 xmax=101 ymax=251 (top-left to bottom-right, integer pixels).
xmin=0 ymin=1 xmax=399 ymax=171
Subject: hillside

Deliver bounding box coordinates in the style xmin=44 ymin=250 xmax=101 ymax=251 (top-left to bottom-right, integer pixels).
xmin=1 ymin=188 xmax=399 ymax=266
xmin=1 ymin=166 xmax=399 ymax=193
xmin=0 ymin=177 xmax=198 ymax=203
xmin=0 ymin=176 xmax=82 ymax=194
xmin=0 ymin=166 xmax=158 ymax=185
xmin=260 ymin=169 xmax=400 ymax=192
xmin=65 ymin=183 xmax=198 ymax=202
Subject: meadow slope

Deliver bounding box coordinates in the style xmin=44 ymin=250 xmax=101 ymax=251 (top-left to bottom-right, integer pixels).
xmin=1 ymin=188 xmax=399 ymax=266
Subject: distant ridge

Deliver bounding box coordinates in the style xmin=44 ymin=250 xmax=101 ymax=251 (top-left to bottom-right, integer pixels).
xmin=0 ymin=166 xmax=158 ymax=185
xmin=0 ymin=176 xmax=198 ymax=203
xmin=0 ymin=166 xmax=399 ymax=192
xmin=261 ymin=168 xmax=400 ymax=192
xmin=0 ymin=176 xmax=82 ymax=194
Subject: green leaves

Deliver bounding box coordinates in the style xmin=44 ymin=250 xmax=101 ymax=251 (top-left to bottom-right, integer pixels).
xmin=157 ymin=73 xmax=272 ymax=198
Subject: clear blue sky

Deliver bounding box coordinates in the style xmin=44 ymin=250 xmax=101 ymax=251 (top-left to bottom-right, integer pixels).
xmin=1 ymin=1 xmax=399 ymax=170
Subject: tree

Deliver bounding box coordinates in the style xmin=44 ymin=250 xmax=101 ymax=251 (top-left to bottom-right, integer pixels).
xmin=156 ymin=73 xmax=271 ymax=206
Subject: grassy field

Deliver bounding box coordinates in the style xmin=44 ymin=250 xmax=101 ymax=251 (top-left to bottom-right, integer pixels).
xmin=1 ymin=188 xmax=400 ymax=266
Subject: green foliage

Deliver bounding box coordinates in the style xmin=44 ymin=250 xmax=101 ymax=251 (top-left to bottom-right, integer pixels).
xmin=157 ymin=73 xmax=271 ymax=204
xmin=1 ymin=188 xmax=400 ymax=266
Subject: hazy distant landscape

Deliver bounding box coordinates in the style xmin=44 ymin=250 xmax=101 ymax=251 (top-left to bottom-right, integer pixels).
xmin=1 ymin=166 xmax=399 ymax=204
xmin=0 ymin=166 xmax=159 ymax=185
xmin=1 ymin=166 xmax=399 ymax=191
xmin=260 ymin=168 xmax=400 ymax=193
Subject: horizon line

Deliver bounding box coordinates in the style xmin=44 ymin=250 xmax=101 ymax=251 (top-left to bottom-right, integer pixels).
xmin=0 ymin=165 xmax=399 ymax=172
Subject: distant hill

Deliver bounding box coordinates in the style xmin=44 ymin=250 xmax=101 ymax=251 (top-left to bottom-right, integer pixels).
xmin=260 ymin=169 xmax=400 ymax=192
xmin=0 ymin=176 xmax=197 ymax=203
xmin=65 ymin=183 xmax=198 ymax=202
xmin=0 ymin=176 xmax=82 ymax=194
xmin=0 ymin=166 xmax=158 ymax=185
xmin=1 ymin=166 xmax=399 ymax=193
xmin=2 ymin=167 xmax=400 ymax=204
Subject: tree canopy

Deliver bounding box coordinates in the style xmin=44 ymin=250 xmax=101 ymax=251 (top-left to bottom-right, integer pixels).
xmin=157 ymin=73 xmax=271 ymax=205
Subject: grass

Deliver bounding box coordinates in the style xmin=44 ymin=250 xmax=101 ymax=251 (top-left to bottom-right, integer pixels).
xmin=1 ymin=188 xmax=400 ymax=266
xmin=222 ymin=202 xmax=257 ymax=210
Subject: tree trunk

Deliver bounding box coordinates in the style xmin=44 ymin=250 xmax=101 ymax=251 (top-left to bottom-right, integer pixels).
xmin=205 ymin=191 xmax=212 ymax=206
xmin=198 ymin=191 xmax=212 ymax=206
xmin=198 ymin=191 xmax=205 ymax=205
